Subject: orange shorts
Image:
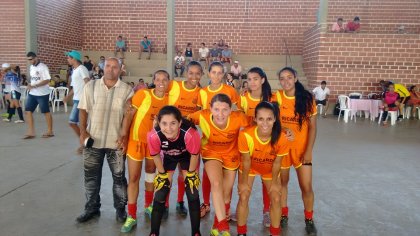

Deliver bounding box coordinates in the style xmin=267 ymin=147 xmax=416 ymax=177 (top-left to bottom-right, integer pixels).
xmin=201 ymin=150 xmax=240 ymax=170
xmin=281 ymin=148 xmax=303 ymax=169
xmin=238 ymin=168 xmax=275 ymax=180
xmin=126 ymin=140 xmax=153 ymax=161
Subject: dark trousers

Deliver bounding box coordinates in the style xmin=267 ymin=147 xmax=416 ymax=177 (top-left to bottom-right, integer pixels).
xmin=83 ymin=147 xmax=127 ymax=212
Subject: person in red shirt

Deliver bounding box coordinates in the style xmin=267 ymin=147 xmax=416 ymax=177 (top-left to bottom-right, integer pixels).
xmin=236 ymin=101 xmax=289 ymax=236
xmin=147 ymin=106 xmax=201 ymax=236
xmin=346 ymin=16 xmax=360 ymax=33
xmin=275 ymin=67 xmax=318 ymax=235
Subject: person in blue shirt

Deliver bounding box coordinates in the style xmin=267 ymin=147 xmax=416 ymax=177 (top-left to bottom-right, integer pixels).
xmin=139 ymin=36 xmax=152 ymax=60
xmin=2 ymin=65 xmax=24 ymax=123
xmin=115 ymin=35 xmax=127 ymax=59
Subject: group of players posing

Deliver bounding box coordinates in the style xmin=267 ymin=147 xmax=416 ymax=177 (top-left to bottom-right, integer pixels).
xmin=119 ymin=61 xmax=317 ymax=236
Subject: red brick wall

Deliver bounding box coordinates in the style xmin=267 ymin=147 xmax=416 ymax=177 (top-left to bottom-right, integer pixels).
xmin=328 ymin=0 xmax=420 ymax=34
xmin=0 ymin=0 xmax=26 ymax=72
xmin=81 ymin=0 xmax=319 ymax=55
xmin=302 ymin=25 xmax=321 ymax=89
xmin=36 ymin=0 xmax=83 ymax=74
xmin=303 ymin=30 xmax=420 ymax=99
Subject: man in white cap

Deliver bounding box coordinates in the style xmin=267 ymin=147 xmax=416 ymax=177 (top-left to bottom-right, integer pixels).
xmin=230 ymin=60 xmax=243 ymax=80
xmin=23 ymin=52 xmax=54 ymax=139
xmin=64 ymin=50 xmax=90 ymax=154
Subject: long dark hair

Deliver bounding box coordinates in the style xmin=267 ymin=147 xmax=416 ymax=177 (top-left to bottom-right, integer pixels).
xmin=278 ymin=67 xmax=313 ymax=130
xmin=255 ymin=101 xmax=281 ymax=146
xmin=247 ymin=67 xmax=272 ymax=102
xmin=157 ymin=105 xmax=196 ymax=129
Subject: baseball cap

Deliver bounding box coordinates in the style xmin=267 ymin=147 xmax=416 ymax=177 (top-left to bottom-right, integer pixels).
xmin=65 ymin=50 xmax=82 ymax=62
xmin=2 ymin=63 xmax=10 ymax=69
xmin=234 ymin=61 xmax=239 ymax=64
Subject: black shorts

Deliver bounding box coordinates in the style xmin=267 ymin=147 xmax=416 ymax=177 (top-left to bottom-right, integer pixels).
xmin=316 ymin=99 xmax=327 ymax=106
xmin=11 ymin=91 xmax=21 ymax=100
xmin=400 ymin=96 xmax=410 ymax=104
xmin=164 ymin=156 xmax=190 ymax=172
xmin=388 ymin=103 xmax=397 ymax=108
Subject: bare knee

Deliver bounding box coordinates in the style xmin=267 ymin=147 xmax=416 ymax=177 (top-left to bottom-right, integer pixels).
xmin=238 ymin=192 xmax=250 ymax=206
xmin=128 ymin=173 xmax=141 ymax=184
xmin=145 ymin=160 xmax=156 ymax=173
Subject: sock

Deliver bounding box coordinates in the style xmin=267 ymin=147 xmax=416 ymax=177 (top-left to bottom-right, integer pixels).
xmin=237 ymin=224 xmax=247 ymax=234
xmin=165 ymin=191 xmax=170 ymax=208
xmin=282 ymin=207 xmax=289 ymax=217
xmin=17 ymin=107 xmax=24 ymax=121
xmin=128 ymin=203 xmax=137 ymax=219
xmin=270 ymin=225 xmax=281 ymax=236
xmin=304 ymin=210 xmax=313 ymax=220
xmin=225 ymin=202 xmax=231 ymax=216
xmin=217 ymin=219 xmax=229 ymax=231
xmin=187 ymin=198 xmax=201 ymax=235
xmin=7 ymin=107 xmax=15 ymax=119
xmin=262 ymin=183 xmax=270 ymax=213
xmin=150 ymin=201 xmax=165 ymax=235
xmin=202 ymin=170 xmax=211 ymax=205
xmin=177 ymin=174 xmax=185 ymax=202
xmin=212 ymin=215 xmax=219 ymax=229
xmin=145 ymin=190 xmax=154 ymax=208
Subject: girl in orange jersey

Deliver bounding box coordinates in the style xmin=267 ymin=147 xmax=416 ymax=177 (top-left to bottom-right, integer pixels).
xmin=197 ymin=62 xmax=239 ymax=219
xmin=188 ymin=94 xmax=250 ymax=236
xmin=237 ymin=67 xmax=274 ymax=227
xmin=236 ymin=101 xmax=289 ymax=236
xmin=119 ymin=70 xmax=170 ymax=233
xmin=166 ymin=61 xmax=202 ymax=217
xmin=275 ymin=67 xmax=317 ymax=235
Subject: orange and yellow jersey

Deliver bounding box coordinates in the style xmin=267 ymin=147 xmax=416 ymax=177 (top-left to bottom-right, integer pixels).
xmin=129 ymin=89 xmax=168 ymax=143
xmin=168 ymin=80 xmax=200 ymax=116
xmin=237 ymin=92 xmax=277 ymax=123
xmin=238 ymin=125 xmax=289 ymax=175
xmin=188 ymin=109 xmax=250 ymax=157
xmin=197 ymin=84 xmax=239 ymax=110
xmin=273 ymin=90 xmax=317 ymax=149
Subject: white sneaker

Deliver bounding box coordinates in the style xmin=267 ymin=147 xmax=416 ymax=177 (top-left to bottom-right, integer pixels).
xmin=3 ymin=118 xmax=11 ymax=122
xmin=14 ymin=120 xmax=25 ymax=123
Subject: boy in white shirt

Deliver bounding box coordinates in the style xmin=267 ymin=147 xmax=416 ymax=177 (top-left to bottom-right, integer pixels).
xmin=312 ymin=81 xmax=330 ymax=117
xmin=198 ymin=43 xmax=209 ymax=68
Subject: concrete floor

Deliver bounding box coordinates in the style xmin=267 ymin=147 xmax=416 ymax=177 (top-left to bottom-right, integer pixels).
xmin=0 ymin=110 xmax=419 ymax=236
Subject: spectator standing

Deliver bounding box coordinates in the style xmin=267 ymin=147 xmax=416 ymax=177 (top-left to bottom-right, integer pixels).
xmin=63 ymin=50 xmax=90 ymax=154
xmin=115 ymin=35 xmax=127 ymax=59
xmin=346 ymin=16 xmax=361 ymax=33
xmin=2 ymin=64 xmax=24 ymax=123
xmin=83 ymin=56 xmax=94 ymax=76
xmin=331 ymin=18 xmax=345 ymax=32
xmin=23 ymin=52 xmax=54 ymax=139
xmin=139 ymin=36 xmax=152 ymax=60
xmin=312 ymin=81 xmax=330 ymax=116
xmin=76 ymin=57 xmax=133 ymax=223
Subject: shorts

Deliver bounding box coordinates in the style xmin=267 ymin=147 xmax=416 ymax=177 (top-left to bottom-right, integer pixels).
xmin=69 ymin=100 xmax=79 ymax=124
xmin=126 ymin=140 xmax=152 ymax=161
xmin=25 ymin=94 xmax=50 ymax=113
xmin=11 ymin=91 xmax=21 ymax=100
xmin=164 ymin=156 xmax=190 ymax=172
xmin=141 ymin=47 xmax=151 ymax=52
xmin=201 ymin=150 xmax=240 ymax=170
xmin=116 ymin=47 xmax=126 ymax=52
xmin=400 ymin=96 xmax=410 ymax=104
xmin=316 ymin=99 xmax=327 ymax=106
xmin=238 ymin=168 xmax=275 ymax=180
xmin=281 ymin=148 xmax=303 ymax=169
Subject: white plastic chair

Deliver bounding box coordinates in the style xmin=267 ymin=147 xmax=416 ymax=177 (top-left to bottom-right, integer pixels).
xmin=316 ymin=103 xmax=323 ymax=116
xmin=367 ymin=93 xmax=378 ymax=99
xmin=337 ymin=95 xmax=356 ymax=123
xmin=379 ymin=111 xmax=398 ymax=125
xmin=52 ymin=87 xmax=69 ymax=112
xmin=349 ymin=92 xmax=362 ymax=98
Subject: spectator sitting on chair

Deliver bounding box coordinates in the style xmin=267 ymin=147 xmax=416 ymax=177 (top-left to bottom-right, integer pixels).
xmin=115 ymin=35 xmax=127 ymax=58
xmin=230 ymin=61 xmax=243 ymax=80
xmin=139 ymin=36 xmax=152 ymax=60
xmin=381 ymin=83 xmax=400 ymax=126
xmin=407 ymin=85 xmax=420 ymax=119
xmin=134 ymin=78 xmax=148 ymax=92
xmin=220 ymin=45 xmax=232 ymax=64
xmin=184 ymin=43 xmax=194 ymax=65
xmin=83 ymin=56 xmax=94 ymax=76
xmin=331 ymin=18 xmax=345 ymax=32
xmin=217 ymin=38 xmax=225 ymax=55
xmin=312 ymin=81 xmax=330 ymax=117
xmin=97 ymin=56 xmax=105 ymax=70
xmin=346 ymin=16 xmax=361 ymax=33
xmin=209 ymin=43 xmax=219 ymax=62
xmin=198 ymin=42 xmax=209 ymax=68
xmin=174 ymin=51 xmax=186 ymax=78
xmin=91 ymin=66 xmax=103 ymax=80
xmin=393 ymin=83 xmax=410 ymax=120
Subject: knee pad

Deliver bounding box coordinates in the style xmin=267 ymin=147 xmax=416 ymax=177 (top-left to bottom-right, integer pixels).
xmin=154 ymin=184 xmax=170 ymax=203
xmin=145 ymin=172 xmax=156 ymax=183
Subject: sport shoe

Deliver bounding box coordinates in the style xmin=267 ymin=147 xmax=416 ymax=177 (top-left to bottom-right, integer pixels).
xmin=76 ymin=210 xmax=100 ymax=223
xmin=176 ymin=201 xmax=188 ymax=216
xmin=210 ymin=228 xmax=231 ymax=236
xmin=144 ymin=205 xmax=153 ymax=220
xmin=2 ymin=118 xmax=10 ymax=122
xmin=262 ymin=211 xmax=271 ymax=228
xmin=162 ymin=207 xmax=169 ymax=220
xmin=305 ymin=219 xmax=317 ymax=235
xmin=116 ymin=208 xmax=127 ymax=223
xmin=200 ymin=203 xmax=210 ymax=218
xmin=14 ymin=120 xmax=24 ymax=123
xmin=120 ymin=216 xmax=137 ymax=233
xmin=280 ymin=215 xmax=288 ymax=228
